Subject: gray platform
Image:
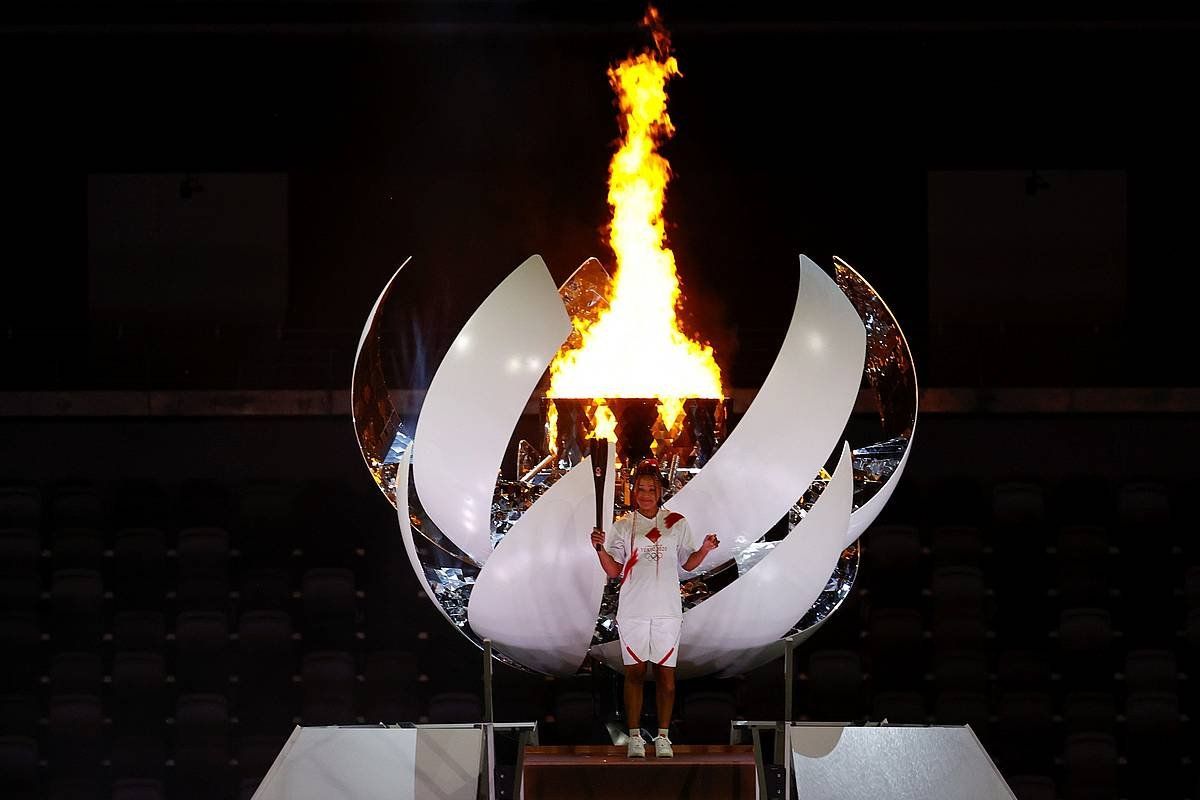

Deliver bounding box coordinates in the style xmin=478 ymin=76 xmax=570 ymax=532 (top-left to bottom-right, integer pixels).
xmin=251 ymin=725 xmax=484 ymax=800
xmin=787 ymin=724 xmax=1016 ymax=800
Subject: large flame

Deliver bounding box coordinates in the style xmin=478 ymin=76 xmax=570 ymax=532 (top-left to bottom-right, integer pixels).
xmin=547 ymin=6 xmax=722 ymax=437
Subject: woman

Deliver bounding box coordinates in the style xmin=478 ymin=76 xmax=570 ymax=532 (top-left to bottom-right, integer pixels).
xmin=590 ymin=458 xmax=719 ymax=758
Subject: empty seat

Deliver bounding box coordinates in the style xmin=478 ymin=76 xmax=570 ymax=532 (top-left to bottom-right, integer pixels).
xmin=0 ymin=735 xmax=40 ymax=798
xmin=112 ymin=611 xmax=164 ymax=652
xmin=177 ymin=528 xmax=229 ymax=572
xmin=930 ymin=616 xmax=987 ymax=654
xmin=1063 ymin=691 xmax=1116 ymax=735
xmin=992 ymin=482 xmax=1045 ymax=529
xmin=50 ymin=485 xmax=105 ymax=529
xmin=994 ymin=692 xmax=1054 ymax=773
xmin=238 ymin=568 xmax=291 ymax=612
xmin=995 ymin=649 xmax=1050 ymax=693
xmin=806 ymin=649 xmax=864 ymax=719
xmin=110 ymin=730 xmax=167 ymax=780
xmin=930 ymin=566 xmax=987 ymax=621
xmin=0 ymin=694 xmax=40 ymax=737
xmin=49 ymin=652 xmax=103 ymax=696
xmin=1123 ymin=649 xmax=1178 ymax=693
xmin=48 ymin=694 xmax=105 ymax=775
xmin=932 ymin=650 xmax=988 ymax=694
xmin=236 ymin=484 xmax=296 ymax=566
xmin=112 ymin=652 xmax=167 ymax=729
xmin=236 ymin=611 xmax=295 ymax=731
xmin=112 ymin=529 xmax=167 ymax=609
xmin=427 ymin=691 xmax=482 ymax=724
xmin=300 ymin=651 xmax=356 ymax=725
xmin=1124 ymin=691 xmax=1181 ymax=760
xmin=865 ymin=608 xmax=924 ymax=689
xmin=173 ymin=694 xmax=231 ymax=800
xmin=51 ymin=528 xmax=106 ymax=570
xmin=49 ymin=778 xmax=104 ymax=800
xmin=1057 ymin=608 xmax=1114 ymax=689
xmin=0 ymin=612 xmax=41 ymax=690
xmin=0 ymin=572 xmax=40 ymax=620
xmin=176 ymin=528 xmax=231 ymax=613
xmin=174 ymin=612 xmax=229 ymax=693
xmin=363 ymin=650 xmax=421 ymax=724
xmin=1185 ymin=565 xmax=1200 ymax=609
xmin=861 ymin=525 xmax=923 ymax=604
xmin=49 ymin=569 xmax=105 ymax=648
xmin=929 ymin=525 xmax=984 ymax=568
xmin=0 ymin=486 xmax=41 ymax=528
xmin=1055 ymin=525 xmax=1112 ymax=607
xmin=0 ymin=528 xmax=40 ymax=577
xmin=1116 ymin=481 xmax=1170 ymax=529
xmin=301 ymin=568 xmax=357 ymax=650
xmin=1062 ymin=733 xmax=1118 ymax=800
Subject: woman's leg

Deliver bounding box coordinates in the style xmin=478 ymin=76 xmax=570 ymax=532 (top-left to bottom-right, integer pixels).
xmin=625 ymin=661 xmax=648 ymax=731
xmin=654 ymin=664 xmax=676 ymax=732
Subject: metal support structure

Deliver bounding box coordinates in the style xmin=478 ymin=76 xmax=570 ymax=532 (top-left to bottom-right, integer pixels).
xmin=478 ymin=640 xmax=496 ymax=800
xmin=776 ymin=636 xmax=795 ymax=766
xmin=483 ymin=638 xmax=495 ymax=724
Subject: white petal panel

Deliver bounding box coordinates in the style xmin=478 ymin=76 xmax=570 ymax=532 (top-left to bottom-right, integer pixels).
xmin=394 ymin=448 xmax=461 ymax=631
xmin=669 ymin=255 xmax=865 ymax=573
xmin=468 ymin=447 xmax=615 ymax=676
xmin=590 ymin=443 xmax=854 ymax=678
xmin=413 ymin=255 xmax=572 ymax=565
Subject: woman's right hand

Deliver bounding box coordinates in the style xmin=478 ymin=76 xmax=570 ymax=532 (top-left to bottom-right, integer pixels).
xmin=590 ymin=528 xmax=605 ymax=549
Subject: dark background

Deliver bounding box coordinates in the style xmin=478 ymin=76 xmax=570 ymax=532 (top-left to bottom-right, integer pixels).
xmin=1 ymin=4 xmax=1198 ymax=800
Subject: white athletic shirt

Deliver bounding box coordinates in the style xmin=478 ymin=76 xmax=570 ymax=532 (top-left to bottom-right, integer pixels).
xmin=605 ymin=508 xmax=703 ymax=620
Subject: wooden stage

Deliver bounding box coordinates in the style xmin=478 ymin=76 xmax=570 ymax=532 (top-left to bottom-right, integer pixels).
xmin=521 ymin=744 xmax=758 ymax=799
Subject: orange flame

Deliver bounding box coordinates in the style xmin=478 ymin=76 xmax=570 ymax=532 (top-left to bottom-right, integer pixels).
xmin=547 ymin=6 xmax=722 ymax=436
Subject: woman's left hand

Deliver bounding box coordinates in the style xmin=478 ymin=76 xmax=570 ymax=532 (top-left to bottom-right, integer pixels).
xmin=702 ymin=533 xmax=720 ymax=552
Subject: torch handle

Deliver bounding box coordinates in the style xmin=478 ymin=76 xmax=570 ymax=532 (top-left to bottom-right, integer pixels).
xmin=592 ymin=439 xmax=609 ymax=551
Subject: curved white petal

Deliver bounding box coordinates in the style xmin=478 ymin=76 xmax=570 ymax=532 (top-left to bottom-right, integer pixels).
xmin=670 ymin=255 xmax=865 ymax=572
xmin=414 ymin=255 xmax=572 ymax=565
xmin=468 ymin=448 xmax=615 ymax=675
xmin=395 ymin=448 xmax=461 ymax=631
xmin=591 ymin=443 xmax=855 ymax=678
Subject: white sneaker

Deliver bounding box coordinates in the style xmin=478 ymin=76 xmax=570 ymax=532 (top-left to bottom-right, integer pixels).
xmin=627 ymin=734 xmax=646 ymax=758
xmin=653 ymin=734 xmax=673 ymax=758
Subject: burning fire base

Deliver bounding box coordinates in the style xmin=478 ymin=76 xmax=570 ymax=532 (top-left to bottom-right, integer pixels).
xmin=542 ymin=397 xmax=725 ymax=502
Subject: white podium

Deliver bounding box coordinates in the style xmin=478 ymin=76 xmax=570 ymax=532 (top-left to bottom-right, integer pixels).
xmin=787 ymin=724 xmax=1016 ymax=800
xmin=251 ymin=725 xmax=484 ymax=800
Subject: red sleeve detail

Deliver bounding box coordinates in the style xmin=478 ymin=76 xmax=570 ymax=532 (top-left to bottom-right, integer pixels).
xmin=664 ymin=512 xmax=684 ymax=528
xmin=620 ymin=547 xmax=639 ymax=587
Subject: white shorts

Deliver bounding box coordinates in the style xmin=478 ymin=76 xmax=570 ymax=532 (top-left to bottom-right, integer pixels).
xmin=618 ymin=616 xmax=682 ymax=667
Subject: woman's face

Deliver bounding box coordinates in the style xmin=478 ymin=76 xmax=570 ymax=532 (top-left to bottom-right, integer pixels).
xmin=633 ymin=474 xmax=661 ymax=516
